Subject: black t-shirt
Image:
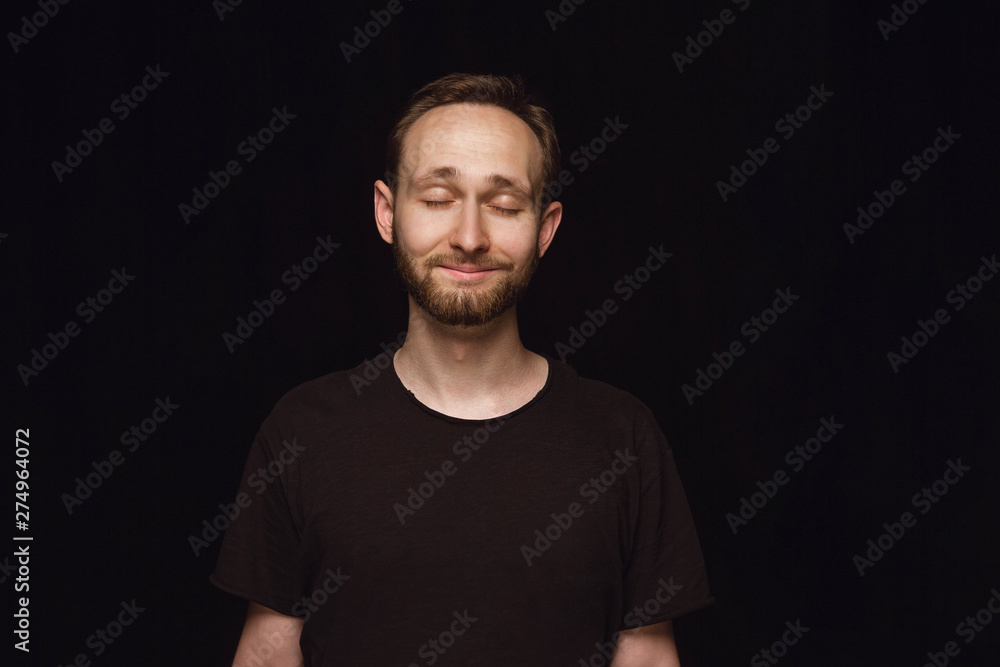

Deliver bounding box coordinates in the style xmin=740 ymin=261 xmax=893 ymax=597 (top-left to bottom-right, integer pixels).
xmin=211 ymin=352 xmax=713 ymax=665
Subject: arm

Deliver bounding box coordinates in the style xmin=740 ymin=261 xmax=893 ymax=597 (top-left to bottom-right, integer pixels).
xmin=231 ymin=602 xmax=305 ymax=667
xmin=609 ymin=620 xmax=681 ymax=667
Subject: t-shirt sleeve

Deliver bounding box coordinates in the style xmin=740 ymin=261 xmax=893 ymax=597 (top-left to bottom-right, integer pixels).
xmin=619 ymin=404 xmax=714 ymax=630
xmin=209 ymin=421 xmax=306 ymax=616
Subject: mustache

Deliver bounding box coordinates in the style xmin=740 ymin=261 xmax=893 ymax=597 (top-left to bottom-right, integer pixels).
xmin=423 ymin=254 xmax=516 ymax=271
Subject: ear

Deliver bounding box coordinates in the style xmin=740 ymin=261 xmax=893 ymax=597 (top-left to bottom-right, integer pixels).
xmin=536 ymin=200 xmax=563 ymax=258
xmin=374 ymin=179 xmax=395 ymax=244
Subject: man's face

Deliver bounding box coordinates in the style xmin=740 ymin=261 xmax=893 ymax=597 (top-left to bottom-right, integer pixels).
xmin=386 ymin=103 xmax=554 ymax=327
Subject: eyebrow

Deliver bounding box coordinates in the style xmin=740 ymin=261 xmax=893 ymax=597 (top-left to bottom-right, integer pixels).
xmin=410 ymin=166 xmax=459 ymax=191
xmin=410 ymin=167 xmax=533 ymax=202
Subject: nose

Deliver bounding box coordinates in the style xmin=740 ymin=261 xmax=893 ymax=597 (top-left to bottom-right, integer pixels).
xmin=449 ymin=202 xmax=490 ymax=255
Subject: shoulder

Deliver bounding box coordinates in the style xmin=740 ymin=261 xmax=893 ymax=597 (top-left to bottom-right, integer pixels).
xmin=545 ymin=357 xmax=662 ymax=431
xmin=545 ymin=358 xmax=674 ymax=494
xmin=261 ymin=358 xmax=390 ymax=430
xmin=273 ymin=368 xmax=350 ymax=409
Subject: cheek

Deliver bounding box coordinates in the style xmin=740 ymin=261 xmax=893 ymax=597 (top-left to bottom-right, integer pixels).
xmin=394 ymin=210 xmax=442 ymax=255
xmin=498 ymin=227 xmax=540 ymax=257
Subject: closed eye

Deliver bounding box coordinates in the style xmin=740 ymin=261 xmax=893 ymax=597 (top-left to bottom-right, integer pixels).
xmin=425 ymin=201 xmax=520 ymax=216
xmin=490 ymin=206 xmax=521 ymax=216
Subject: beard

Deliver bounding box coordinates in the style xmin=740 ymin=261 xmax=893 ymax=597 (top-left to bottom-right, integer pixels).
xmin=391 ymin=232 xmax=540 ymax=327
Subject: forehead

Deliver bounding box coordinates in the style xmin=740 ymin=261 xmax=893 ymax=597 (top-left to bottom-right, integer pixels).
xmin=401 ymin=103 xmax=543 ymax=186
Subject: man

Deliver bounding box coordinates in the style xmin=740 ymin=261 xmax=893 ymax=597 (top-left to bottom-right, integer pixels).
xmin=211 ymin=73 xmax=713 ymax=666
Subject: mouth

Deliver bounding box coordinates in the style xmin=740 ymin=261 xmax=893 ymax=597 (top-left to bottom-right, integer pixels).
xmin=437 ymin=264 xmax=499 ymax=281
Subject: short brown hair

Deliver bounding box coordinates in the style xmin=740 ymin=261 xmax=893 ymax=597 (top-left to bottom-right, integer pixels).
xmin=384 ymin=73 xmax=560 ymax=206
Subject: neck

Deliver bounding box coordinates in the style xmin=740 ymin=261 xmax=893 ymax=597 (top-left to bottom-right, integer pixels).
xmin=392 ymin=297 xmax=543 ymax=417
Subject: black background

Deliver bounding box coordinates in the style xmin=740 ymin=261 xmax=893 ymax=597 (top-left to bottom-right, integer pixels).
xmin=4 ymin=0 xmax=999 ymax=665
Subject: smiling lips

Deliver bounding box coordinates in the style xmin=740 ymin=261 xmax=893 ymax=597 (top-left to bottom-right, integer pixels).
xmin=437 ymin=264 xmax=499 ymax=280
